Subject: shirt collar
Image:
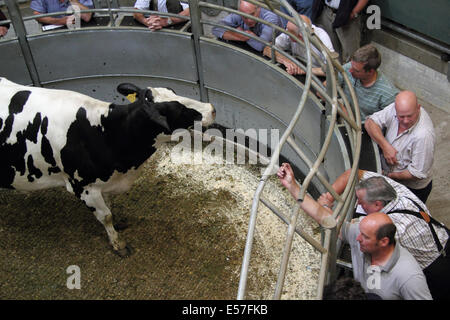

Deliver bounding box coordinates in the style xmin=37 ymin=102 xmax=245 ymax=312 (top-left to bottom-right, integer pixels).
xmin=380 ymin=243 xmax=400 ymax=272
xmin=381 ymin=195 xmax=399 ymax=214
xmin=364 ymin=243 xmax=400 ymax=273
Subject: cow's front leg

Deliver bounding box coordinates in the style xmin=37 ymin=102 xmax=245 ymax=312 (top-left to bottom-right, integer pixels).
xmin=80 ymin=187 xmax=132 ymax=257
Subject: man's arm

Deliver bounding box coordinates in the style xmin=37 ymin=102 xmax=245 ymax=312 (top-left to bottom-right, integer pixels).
xmin=365 ymin=118 xmax=398 ymax=166
xmin=133 ymin=11 xmax=150 ymax=26
xmin=277 ymin=163 xmax=336 ymax=228
xmin=221 ymin=28 xmax=253 ymax=42
xmin=146 ymin=8 xmax=190 ymax=30
xmin=33 ymin=10 xmax=70 ymax=25
xmin=318 ymin=169 xmax=365 ymax=206
xmin=350 ymin=0 xmax=369 ymax=20
xmin=212 ymin=13 xmax=246 ymax=40
xmin=70 ymin=0 xmax=92 ymax=22
xmin=32 ymin=0 xmax=92 ymax=25
xmin=387 ymin=169 xmax=415 ymax=182
xmin=263 ymin=46 xmax=303 ymax=75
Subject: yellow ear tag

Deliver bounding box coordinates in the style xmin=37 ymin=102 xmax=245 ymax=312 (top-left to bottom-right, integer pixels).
xmin=126 ymin=93 xmax=137 ymax=103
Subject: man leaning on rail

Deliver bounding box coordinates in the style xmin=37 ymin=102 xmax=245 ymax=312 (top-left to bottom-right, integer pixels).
xmin=30 ymin=0 xmax=94 ymax=26
xmin=337 ymin=44 xmax=399 ymax=118
xmin=212 ymin=0 xmax=282 ymax=53
xmin=133 ymin=0 xmax=190 ymax=31
xmin=277 ymin=163 xmax=450 ymax=300
xmin=262 ymin=13 xmax=336 ymax=77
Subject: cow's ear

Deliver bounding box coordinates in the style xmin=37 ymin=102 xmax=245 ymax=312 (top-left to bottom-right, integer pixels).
xmin=117 ymin=83 xmax=141 ymax=97
xmin=146 ymin=105 xmax=170 ymax=132
xmin=144 ymin=89 xmax=154 ymax=103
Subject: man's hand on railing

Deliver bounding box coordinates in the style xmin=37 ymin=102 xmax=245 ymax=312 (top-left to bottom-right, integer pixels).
xmin=318 ymin=192 xmax=334 ymax=207
xmin=0 ymin=26 xmax=7 ymax=37
xmin=277 ymin=162 xmax=300 ymax=200
xmin=146 ymin=15 xmax=167 ymax=30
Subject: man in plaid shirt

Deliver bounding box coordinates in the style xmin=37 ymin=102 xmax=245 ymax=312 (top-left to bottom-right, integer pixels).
xmin=278 ymin=163 xmax=449 ymax=300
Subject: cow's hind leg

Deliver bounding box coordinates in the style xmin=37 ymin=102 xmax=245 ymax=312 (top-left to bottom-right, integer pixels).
xmin=80 ymin=188 xmax=132 ymax=257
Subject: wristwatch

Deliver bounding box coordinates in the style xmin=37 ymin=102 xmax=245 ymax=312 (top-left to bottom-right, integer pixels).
xmin=166 ymin=17 xmax=172 ymax=25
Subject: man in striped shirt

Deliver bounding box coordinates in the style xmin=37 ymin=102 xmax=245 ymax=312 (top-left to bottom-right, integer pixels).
xmin=338 ymin=44 xmax=399 ymax=118
xmin=277 ymin=163 xmax=449 ymax=300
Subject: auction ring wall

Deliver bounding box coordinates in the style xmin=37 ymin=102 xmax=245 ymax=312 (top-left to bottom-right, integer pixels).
xmin=0 ymin=28 xmax=350 ymax=193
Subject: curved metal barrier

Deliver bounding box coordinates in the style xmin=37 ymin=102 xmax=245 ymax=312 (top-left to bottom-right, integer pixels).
xmin=1 ymin=0 xmax=362 ymax=299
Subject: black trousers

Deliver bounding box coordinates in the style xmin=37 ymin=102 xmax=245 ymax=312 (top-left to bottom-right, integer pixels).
xmin=408 ymin=180 xmax=433 ymax=204
xmin=423 ymin=239 xmax=450 ymax=300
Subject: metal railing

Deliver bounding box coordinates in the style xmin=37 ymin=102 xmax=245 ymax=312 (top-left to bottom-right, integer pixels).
xmin=1 ymin=0 xmax=362 ymax=300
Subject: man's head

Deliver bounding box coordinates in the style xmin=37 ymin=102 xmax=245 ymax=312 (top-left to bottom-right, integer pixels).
xmin=239 ymin=0 xmax=260 ymax=28
xmin=356 ymin=212 xmax=396 ymax=254
xmin=349 ymin=44 xmax=381 ymax=81
xmin=286 ymin=15 xmax=312 ymax=42
xmin=355 ymin=176 xmax=397 ymax=214
xmin=395 ymin=91 xmax=420 ymax=131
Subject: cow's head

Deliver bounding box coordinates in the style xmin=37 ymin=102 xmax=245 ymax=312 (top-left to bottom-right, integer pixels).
xmin=117 ymin=83 xmax=215 ymax=133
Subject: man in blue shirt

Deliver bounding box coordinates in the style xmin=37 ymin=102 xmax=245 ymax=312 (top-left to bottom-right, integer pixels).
xmin=31 ymin=0 xmax=94 ymax=25
xmin=212 ymin=0 xmax=281 ymax=53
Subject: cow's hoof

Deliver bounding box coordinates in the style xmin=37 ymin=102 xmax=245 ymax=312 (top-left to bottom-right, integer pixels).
xmin=114 ymin=218 xmax=129 ymax=231
xmin=114 ymin=244 xmax=134 ymax=258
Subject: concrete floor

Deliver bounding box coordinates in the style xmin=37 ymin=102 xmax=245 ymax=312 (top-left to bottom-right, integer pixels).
xmin=419 ymin=100 xmax=450 ymax=227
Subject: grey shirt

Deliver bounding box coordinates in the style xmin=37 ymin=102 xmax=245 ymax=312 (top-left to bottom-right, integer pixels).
xmin=342 ymin=220 xmax=432 ymax=300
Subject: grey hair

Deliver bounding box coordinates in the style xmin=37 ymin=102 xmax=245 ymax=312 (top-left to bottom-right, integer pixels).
xmin=355 ymin=176 xmax=397 ymax=206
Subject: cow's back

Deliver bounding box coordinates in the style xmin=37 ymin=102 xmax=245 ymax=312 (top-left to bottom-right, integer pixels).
xmin=0 ymin=78 xmax=110 ymax=191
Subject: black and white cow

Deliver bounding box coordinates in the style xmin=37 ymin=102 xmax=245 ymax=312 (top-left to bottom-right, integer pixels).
xmin=0 ymin=78 xmax=215 ymax=256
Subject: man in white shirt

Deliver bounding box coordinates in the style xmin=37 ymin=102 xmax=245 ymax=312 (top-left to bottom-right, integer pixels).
xmin=133 ymin=0 xmax=189 ymax=30
xmin=263 ymin=14 xmax=335 ymax=76
xmin=365 ymin=91 xmax=435 ymax=203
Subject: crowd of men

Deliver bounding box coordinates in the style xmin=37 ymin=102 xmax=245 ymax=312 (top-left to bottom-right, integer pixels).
xmin=212 ymin=0 xmax=447 ymax=300
xmin=1 ymin=0 xmax=447 ymax=300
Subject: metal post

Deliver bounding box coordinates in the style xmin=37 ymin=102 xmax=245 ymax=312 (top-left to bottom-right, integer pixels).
xmin=188 ymin=0 xmax=209 ymax=102
xmin=5 ymin=0 xmax=41 ymax=87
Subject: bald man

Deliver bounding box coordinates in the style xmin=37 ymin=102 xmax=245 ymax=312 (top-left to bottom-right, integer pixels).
xmin=365 ymin=91 xmax=436 ymax=203
xmin=212 ymin=0 xmax=281 ymax=52
xmin=341 ymin=212 xmax=432 ymax=299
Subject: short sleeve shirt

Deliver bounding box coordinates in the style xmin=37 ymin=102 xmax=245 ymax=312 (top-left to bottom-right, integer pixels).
xmin=338 ymin=62 xmax=399 ymax=118
xmin=31 ymin=0 xmax=94 ymax=15
xmin=275 ymin=23 xmax=334 ymax=67
xmin=212 ymin=8 xmax=282 ymax=52
xmin=342 ymin=220 xmax=432 ymax=300
xmin=367 ymin=104 xmax=435 ymax=189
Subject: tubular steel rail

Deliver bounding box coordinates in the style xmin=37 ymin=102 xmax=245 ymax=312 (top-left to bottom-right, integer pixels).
xmin=1 ymin=0 xmax=362 ymax=300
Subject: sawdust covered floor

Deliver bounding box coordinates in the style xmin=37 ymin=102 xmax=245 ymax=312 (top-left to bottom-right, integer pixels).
xmin=0 ymin=143 xmax=321 ymax=300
